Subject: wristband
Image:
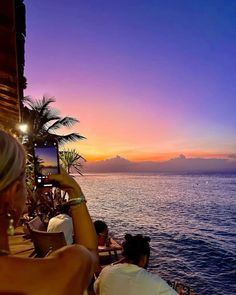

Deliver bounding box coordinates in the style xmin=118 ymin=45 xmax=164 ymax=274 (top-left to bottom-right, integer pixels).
xmin=68 ymin=192 xmax=86 ymax=207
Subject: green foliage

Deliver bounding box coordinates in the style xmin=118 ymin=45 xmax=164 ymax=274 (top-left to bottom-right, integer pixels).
xmin=59 ymin=149 xmax=86 ymax=174
xmin=21 ymin=96 xmax=85 ymax=221
xmin=26 ymin=188 xmax=68 ymax=223
xmin=25 ymin=153 xmax=35 ymax=192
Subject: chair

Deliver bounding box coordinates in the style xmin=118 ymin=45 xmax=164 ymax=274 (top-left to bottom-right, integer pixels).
xmin=30 ymin=229 xmax=66 ymax=258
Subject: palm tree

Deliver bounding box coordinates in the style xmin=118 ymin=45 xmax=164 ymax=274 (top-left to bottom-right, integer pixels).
xmin=21 ymin=96 xmax=85 ymax=146
xmin=59 ymin=149 xmax=86 ymax=175
xmin=21 ymin=97 xmax=86 ymax=221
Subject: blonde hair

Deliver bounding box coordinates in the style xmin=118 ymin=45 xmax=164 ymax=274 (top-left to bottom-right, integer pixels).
xmin=0 ymin=130 xmax=26 ymax=192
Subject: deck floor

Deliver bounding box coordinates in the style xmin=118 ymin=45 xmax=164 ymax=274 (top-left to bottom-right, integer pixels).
xmin=9 ymin=226 xmax=34 ymax=257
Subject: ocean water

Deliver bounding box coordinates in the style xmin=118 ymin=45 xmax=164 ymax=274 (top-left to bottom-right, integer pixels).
xmin=76 ymin=173 xmax=236 ymax=295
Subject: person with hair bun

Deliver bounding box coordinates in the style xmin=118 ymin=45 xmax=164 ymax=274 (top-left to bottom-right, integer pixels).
xmin=0 ymin=130 xmax=98 ymax=295
xmin=94 ymin=233 xmax=177 ymax=295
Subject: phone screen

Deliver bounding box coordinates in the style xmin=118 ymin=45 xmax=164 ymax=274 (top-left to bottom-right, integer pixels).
xmin=33 ymin=142 xmax=60 ymax=187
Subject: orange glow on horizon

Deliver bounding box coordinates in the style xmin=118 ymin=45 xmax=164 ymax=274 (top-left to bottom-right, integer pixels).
xmin=63 ymin=139 xmax=233 ymax=163
xmin=68 ymin=149 xmax=231 ymax=163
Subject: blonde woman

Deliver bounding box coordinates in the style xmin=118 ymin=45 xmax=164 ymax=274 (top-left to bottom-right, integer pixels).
xmin=0 ymin=130 xmax=98 ymax=295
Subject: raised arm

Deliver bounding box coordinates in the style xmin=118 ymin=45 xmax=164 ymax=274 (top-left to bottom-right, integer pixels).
xmin=49 ymin=169 xmax=98 ymax=269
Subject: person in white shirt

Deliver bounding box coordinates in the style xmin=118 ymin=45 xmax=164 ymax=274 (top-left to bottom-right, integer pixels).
xmin=94 ymin=234 xmax=178 ymax=295
xmin=47 ymin=203 xmax=73 ymax=245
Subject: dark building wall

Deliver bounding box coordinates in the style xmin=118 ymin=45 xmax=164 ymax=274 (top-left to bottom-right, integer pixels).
xmin=0 ymin=0 xmax=26 ymax=130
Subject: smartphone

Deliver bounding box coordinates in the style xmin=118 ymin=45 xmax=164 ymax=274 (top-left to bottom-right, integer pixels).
xmin=33 ymin=141 xmax=60 ymax=187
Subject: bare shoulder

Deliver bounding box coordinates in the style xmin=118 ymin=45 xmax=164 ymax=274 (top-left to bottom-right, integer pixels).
xmin=0 ymin=245 xmax=97 ymax=295
xmin=49 ymin=244 xmax=97 ymax=274
xmin=50 ymin=244 xmax=92 ymax=261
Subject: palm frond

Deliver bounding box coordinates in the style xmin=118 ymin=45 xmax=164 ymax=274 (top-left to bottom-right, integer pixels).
xmin=52 ymin=133 xmax=86 ymax=144
xmin=47 ymin=117 xmax=79 ymax=132
xmin=22 ymin=95 xmax=33 ymax=106
xmin=37 ymin=97 xmax=58 ymax=117
xmin=22 ymin=96 xmax=85 ymax=146
xmin=23 ymin=96 xmax=55 ymax=110
xmin=59 ymin=148 xmax=85 ymax=174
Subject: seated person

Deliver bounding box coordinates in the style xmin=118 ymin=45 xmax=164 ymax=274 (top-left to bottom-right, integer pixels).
xmin=47 ymin=203 xmax=73 ymax=245
xmin=94 ymin=220 xmax=120 ymax=248
xmin=94 ymin=234 xmax=178 ymax=295
xmin=94 ymin=220 xmax=121 ymax=269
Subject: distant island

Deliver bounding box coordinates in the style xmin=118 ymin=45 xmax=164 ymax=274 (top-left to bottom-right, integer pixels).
xmin=82 ymin=155 xmax=236 ymax=173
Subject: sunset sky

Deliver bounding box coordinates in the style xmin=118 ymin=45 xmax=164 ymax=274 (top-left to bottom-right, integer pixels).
xmin=24 ymin=0 xmax=236 ymax=162
xmin=34 ymin=146 xmax=59 ymax=167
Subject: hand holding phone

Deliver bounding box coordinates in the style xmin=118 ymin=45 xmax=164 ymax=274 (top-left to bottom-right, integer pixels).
xmin=33 ymin=141 xmax=60 ymax=187
xmin=47 ymin=167 xmax=83 ymax=198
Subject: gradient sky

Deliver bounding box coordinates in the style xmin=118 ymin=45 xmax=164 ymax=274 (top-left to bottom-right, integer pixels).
xmin=35 ymin=147 xmax=58 ymax=167
xmin=24 ymin=0 xmax=236 ymax=162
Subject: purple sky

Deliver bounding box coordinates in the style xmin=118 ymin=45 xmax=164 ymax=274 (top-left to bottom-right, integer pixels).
xmin=24 ymin=0 xmax=236 ymax=161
